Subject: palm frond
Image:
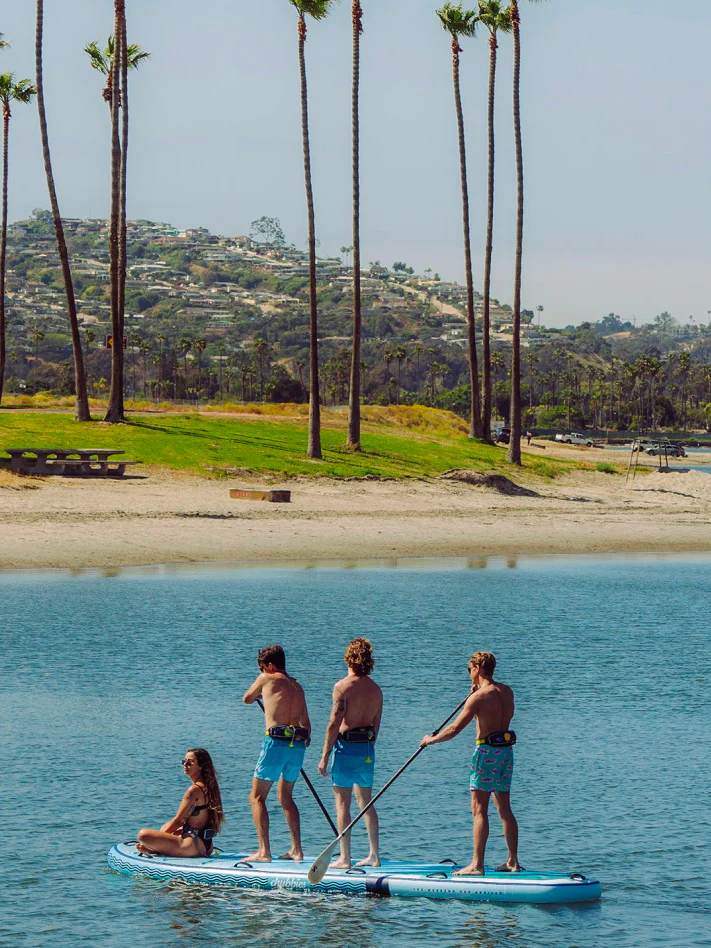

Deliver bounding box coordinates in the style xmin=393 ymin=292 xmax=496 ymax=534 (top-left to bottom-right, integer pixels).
xmin=12 ymin=78 xmax=37 ymax=103
xmin=436 ymin=2 xmax=478 ymax=38
xmin=0 ymin=73 xmax=37 ymax=104
xmin=0 ymin=33 xmax=10 ymax=50
xmin=477 ymin=0 xmax=513 ymax=32
xmin=0 ymin=72 xmax=14 ymax=99
xmin=288 ymin=0 xmax=338 ymax=20
xmin=126 ymin=45 xmax=151 ymax=70
xmin=84 ymin=41 xmax=110 ymax=75
xmin=84 ymin=37 xmax=149 ymax=75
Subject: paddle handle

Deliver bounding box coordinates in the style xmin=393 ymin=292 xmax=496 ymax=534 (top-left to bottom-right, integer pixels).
xmin=332 ymin=696 xmax=469 ymax=844
xmin=256 ymin=698 xmax=338 ymax=836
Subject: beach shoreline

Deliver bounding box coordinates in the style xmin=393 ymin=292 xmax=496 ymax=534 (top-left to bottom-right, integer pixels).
xmin=1 ymin=466 xmax=710 ymax=570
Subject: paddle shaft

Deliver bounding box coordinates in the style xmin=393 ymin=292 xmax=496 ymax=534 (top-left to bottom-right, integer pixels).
xmin=327 ymin=696 xmax=469 ymax=846
xmin=255 ymin=698 xmax=338 ymax=836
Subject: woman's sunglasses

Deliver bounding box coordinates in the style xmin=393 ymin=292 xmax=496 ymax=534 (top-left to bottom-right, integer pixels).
xmin=182 ymin=759 xmax=195 ymax=767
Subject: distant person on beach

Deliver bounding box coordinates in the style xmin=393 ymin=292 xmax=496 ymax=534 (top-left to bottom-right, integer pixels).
xmin=135 ymin=747 xmax=224 ymax=857
xmin=420 ymin=651 xmax=521 ymax=876
xmin=243 ymin=644 xmax=311 ymax=862
xmin=318 ymin=638 xmax=383 ymax=868
xmin=526 ymin=431 xmax=532 ymax=446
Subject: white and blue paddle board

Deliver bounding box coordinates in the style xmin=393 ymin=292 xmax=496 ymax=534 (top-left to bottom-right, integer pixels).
xmin=108 ymin=842 xmax=602 ymax=904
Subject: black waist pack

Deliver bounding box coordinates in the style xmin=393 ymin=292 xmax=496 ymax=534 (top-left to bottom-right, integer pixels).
xmin=341 ymin=726 xmax=376 ymax=744
xmin=479 ymin=730 xmax=516 ymax=748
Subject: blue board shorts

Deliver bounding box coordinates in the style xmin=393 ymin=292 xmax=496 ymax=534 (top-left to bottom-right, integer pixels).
xmin=254 ymin=737 xmax=306 ymax=784
xmin=331 ymin=737 xmax=375 ymax=789
xmin=470 ymin=745 xmax=514 ymax=793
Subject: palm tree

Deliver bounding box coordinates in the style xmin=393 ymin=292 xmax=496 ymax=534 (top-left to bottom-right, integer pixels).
xmin=384 ymin=348 xmax=394 ymax=398
xmin=295 ymin=357 xmax=307 ymax=400
xmin=435 ymin=3 xmax=482 ymax=438
xmin=253 ymin=337 xmax=269 ymax=400
xmin=0 ymin=73 xmax=37 ymax=405
xmin=104 ymin=2 xmax=125 ymax=422
xmin=507 ymin=0 xmax=544 ymax=464
xmin=84 ymin=34 xmax=150 ymax=374
xmin=395 ymin=345 xmax=407 ymax=404
xmin=179 ymin=336 xmax=192 ymax=397
xmin=476 ymin=0 xmax=512 ymax=440
xmin=0 ymin=35 xmax=9 ymax=52
xmin=413 ymin=343 xmax=424 ymax=398
xmin=525 ymin=347 xmax=539 ymax=409
xmin=347 ymin=0 xmax=364 ymax=451
xmin=30 ymin=326 xmax=45 ymax=367
xmin=193 ymin=336 xmax=207 ymax=402
xmin=287 ymin=0 xmax=336 ymax=459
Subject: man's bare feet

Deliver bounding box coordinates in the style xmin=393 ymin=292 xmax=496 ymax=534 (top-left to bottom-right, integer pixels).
xmin=495 ymin=863 xmax=523 ymax=873
xmin=329 ymin=858 xmax=352 ymax=869
xmin=245 ymin=851 xmax=272 ymax=863
xmin=355 ymin=856 xmax=381 ymax=867
xmin=279 ymin=850 xmax=304 ymax=862
xmin=453 ymin=864 xmax=485 ymax=876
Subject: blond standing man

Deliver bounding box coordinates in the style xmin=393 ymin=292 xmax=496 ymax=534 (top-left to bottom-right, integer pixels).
xmin=318 ymin=638 xmax=383 ymax=868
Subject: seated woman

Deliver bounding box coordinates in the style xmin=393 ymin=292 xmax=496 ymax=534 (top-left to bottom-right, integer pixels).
xmin=136 ymin=748 xmax=225 ymax=857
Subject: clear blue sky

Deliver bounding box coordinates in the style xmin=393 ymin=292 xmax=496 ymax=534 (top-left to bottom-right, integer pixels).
xmin=2 ymin=0 xmax=711 ymax=327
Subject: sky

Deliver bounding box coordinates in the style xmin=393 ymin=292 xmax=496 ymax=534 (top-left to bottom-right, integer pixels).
xmin=1 ymin=0 xmax=711 ymax=327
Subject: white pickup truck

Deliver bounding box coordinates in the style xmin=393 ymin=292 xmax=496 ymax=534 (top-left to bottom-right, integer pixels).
xmin=555 ymin=432 xmax=594 ymax=447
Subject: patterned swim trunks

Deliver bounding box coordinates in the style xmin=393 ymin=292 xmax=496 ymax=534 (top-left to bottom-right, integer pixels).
xmin=470 ymin=745 xmax=514 ymax=793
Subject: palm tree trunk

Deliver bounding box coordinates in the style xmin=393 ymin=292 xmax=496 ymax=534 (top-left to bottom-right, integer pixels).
xmin=105 ymin=0 xmax=125 ymax=423
xmin=35 ymin=0 xmax=91 ymax=421
xmin=297 ymin=14 xmax=322 ymax=459
xmin=347 ymin=0 xmax=363 ymax=451
xmin=119 ymin=10 xmax=129 ymax=345
xmin=0 ymin=110 xmax=9 ymax=403
xmin=451 ymin=36 xmax=482 ymax=438
xmin=482 ymin=31 xmax=498 ymax=441
xmin=507 ymin=1 xmax=523 ymax=465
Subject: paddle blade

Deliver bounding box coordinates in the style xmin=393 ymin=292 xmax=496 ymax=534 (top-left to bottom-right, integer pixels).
xmin=308 ymin=839 xmax=339 ymax=885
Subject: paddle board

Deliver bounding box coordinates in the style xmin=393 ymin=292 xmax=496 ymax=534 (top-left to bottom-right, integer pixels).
xmin=107 ymin=842 xmax=602 ymax=904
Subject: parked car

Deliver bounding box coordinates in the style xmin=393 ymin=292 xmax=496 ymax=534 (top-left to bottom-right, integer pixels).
xmin=494 ymin=426 xmax=511 ymax=444
xmin=554 ymin=432 xmax=594 ymax=447
xmin=645 ymin=440 xmax=686 ymax=458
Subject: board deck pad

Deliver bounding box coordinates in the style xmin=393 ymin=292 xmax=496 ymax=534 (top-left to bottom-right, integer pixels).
xmin=108 ymin=843 xmax=602 ymax=904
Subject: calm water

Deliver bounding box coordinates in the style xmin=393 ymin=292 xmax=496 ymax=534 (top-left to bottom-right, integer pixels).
xmin=2 ymin=556 xmax=710 ymax=948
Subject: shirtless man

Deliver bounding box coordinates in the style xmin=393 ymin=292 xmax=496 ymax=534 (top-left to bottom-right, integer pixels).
xmin=318 ymin=638 xmax=383 ymax=868
xmin=420 ymin=651 xmax=521 ymax=876
xmin=243 ymin=644 xmax=311 ymax=863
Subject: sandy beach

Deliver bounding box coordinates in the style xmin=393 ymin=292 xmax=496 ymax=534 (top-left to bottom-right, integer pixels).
xmin=2 ymin=455 xmax=711 ymax=570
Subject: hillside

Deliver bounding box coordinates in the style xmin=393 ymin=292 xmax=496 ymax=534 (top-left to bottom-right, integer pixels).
xmin=4 ymin=211 xmax=711 ymax=433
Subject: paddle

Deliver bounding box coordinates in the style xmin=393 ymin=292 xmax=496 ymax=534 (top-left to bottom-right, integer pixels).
xmin=307 ymin=696 xmax=469 ymax=885
xmin=255 ymin=698 xmax=338 ymax=836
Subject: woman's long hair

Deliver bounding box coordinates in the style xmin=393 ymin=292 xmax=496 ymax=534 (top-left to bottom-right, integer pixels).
xmin=188 ymin=747 xmax=225 ymax=833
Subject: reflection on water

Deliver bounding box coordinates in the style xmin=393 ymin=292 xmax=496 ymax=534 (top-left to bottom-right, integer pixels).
xmin=2 ymin=555 xmax=711 ymax=947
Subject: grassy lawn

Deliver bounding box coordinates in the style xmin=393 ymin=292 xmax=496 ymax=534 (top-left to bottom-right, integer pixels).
xmin=0 ymin=408 xmax=576 ymax=479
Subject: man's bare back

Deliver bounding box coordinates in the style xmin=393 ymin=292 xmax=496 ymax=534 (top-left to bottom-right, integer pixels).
xmin=334 ymin=674 xmax=383 ymax=734
xmin=256 ymin=673 xmax=309 ymax=730
xmin=471 ymin=681 xmax=514 ymax=741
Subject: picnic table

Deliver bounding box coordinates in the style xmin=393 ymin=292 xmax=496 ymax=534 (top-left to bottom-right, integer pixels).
xmin=0 ymin=448 xmax=139 ymax=478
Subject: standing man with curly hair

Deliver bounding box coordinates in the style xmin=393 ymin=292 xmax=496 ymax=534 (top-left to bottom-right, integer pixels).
xmin=318 ymin=638 xmax=383 ymax=868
